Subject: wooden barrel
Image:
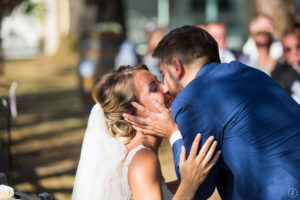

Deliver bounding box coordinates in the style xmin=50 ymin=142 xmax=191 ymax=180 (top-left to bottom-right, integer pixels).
xmin=78 ymin=31 xmax=123 ymax=110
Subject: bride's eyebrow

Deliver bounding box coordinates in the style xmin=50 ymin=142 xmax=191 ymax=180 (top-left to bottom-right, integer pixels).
xmin=149 ymin=80 xmax=156 ymax=87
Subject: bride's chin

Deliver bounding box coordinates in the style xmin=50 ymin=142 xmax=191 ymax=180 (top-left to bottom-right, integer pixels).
xmin=143 ymin=135 xmax=162 ymax=152
xmin=157 ymin=136 xmax=163 ymax=144
xmin=154 ymin=136 xmax=163 ymax=149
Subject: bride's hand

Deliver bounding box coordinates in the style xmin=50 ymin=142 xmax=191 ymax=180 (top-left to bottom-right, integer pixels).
xmin=176 ymin=134 xmax=221 ymax=199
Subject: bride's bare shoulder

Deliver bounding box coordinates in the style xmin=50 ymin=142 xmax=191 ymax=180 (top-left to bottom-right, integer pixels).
xmin=127 ymin=148 xmax=163 ymax=199
xmin=128 ymin=148 xmax=161 ymax=180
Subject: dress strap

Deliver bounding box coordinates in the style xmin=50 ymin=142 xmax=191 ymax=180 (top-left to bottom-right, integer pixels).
xmin=121 ymin=145 xmax=147 ymax=199
xmin=124 ymin=145 xmax=146 ymax=166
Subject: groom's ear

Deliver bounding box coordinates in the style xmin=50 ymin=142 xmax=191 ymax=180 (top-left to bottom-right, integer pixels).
xmin=173 ymin=58 xmax=184 ymax=81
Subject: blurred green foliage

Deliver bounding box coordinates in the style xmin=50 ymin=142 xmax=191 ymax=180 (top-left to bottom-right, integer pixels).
xmin=0 ymin=0 xmax=46 ymax=22
xmin=25 ymin=1 xmax=47 ymax=23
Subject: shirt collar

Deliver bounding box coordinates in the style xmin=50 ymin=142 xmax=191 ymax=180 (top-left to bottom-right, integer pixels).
xmin=196 ymin=62 xmax=220 ymax=78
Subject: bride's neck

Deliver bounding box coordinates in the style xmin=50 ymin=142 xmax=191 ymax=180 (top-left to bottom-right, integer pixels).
xmin=126 ymin=132 xmax=162 ymax=153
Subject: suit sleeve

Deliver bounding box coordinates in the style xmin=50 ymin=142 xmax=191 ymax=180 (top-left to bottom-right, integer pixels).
xmin=171 ymin=139 xmax=184 ymax=181
xmin=171 ymin=98 xmax=222 ymax=199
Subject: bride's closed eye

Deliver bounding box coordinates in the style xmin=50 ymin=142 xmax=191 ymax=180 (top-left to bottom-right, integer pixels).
xmin=150 ymin=85 xmax=158 ymax=93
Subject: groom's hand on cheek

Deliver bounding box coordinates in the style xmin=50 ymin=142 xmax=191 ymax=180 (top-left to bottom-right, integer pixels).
xmin=122 ymin=101 xmax=178 ymax=139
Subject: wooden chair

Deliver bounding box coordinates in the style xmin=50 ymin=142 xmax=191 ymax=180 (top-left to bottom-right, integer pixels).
xmin=0 ymin=81 xmax=18 ymax=173
xmin=0 ymin=97 xmax=13 ymax=172
xmin=0 ymin=172 xmax=53 ymax=200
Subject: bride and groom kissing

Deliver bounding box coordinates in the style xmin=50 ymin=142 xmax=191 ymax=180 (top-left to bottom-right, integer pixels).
xmin=73 ymin=25 xmax=300 ymax=200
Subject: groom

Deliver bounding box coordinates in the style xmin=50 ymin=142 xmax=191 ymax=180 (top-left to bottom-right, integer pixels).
xmin=124 ymin=25 xmax=300 ymax=199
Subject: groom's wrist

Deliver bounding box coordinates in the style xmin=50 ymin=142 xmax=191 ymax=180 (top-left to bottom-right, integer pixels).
xmin=169 ymin=130 xmax=182 ymax=147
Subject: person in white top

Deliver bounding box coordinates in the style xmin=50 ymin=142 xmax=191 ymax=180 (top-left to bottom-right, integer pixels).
xmin=251 ymin=31 xmax=277 ymax=75
xmin=206 ymin=22 xmax=236 ymax=63
xmin=241 ymin=14 xmax=282 ymax=64
xmin=142 ymin=28 xmax=166 ymax=82
xmin=114 ymin=39 xmax=138 ymax=70
xmin=72 ymin=65 xmax=221 ymax=200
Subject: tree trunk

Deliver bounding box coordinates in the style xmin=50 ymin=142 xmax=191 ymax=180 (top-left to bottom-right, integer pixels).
xmin=0 ymin=0 xmax=28 ymax=75
xmin=96 ymin=0 xmax=125 ymax=32
xmin=0 ymin=21 xmax=3 ymax=75
xmin=254 ymin=0 xmax=297 ymax=38
xmin=0 ymin=38 xmax=3 ymax=75
xmin=69 ymin=0 xmax=125 ymax=37
xmin=0 ymin=5 xmax=6 ymax=76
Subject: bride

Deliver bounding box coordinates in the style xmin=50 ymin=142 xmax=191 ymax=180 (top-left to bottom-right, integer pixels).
xmin=72 ymin=65 xmax=221 ymax=200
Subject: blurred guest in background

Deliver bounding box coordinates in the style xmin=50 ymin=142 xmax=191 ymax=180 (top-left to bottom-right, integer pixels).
xmin=241 ymin=14 xmax=282 ymax=66
xmin=271 ymin=32 xmax=300 ymax=103
xmin=114 ymin=37 xmax=138 ymax=70
xmin=142 ymin=28 xmax=165 ymax=82
xmin=292 ymin=22 xmax=300 ymax=37
xmin=251 ymin=31 xmax=277 ymax=75
xmin=206 ymin=22 xmax=236 ymax=63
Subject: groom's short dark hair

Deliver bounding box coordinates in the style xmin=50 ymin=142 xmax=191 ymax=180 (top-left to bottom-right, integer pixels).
xmin=152 ymin=25 xmax=220 ymax=65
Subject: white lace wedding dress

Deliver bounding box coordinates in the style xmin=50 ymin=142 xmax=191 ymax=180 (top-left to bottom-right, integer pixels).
xmin=122 ymin=145 xmax=174 ymax=200
xmin=72 ymin=104 xmax=174 ymax=200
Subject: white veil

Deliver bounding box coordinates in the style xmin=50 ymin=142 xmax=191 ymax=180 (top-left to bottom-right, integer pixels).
xmin=72 ymin=104 xmax=129 ymax=200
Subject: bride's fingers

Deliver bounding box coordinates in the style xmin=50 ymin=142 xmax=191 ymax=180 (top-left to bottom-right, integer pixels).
xmin=180 ymin=146 xmax=186 ymax=165
xmin=188 ymin=134 xmax=201 ymax=160
xmin=201 ymin=140 xmax=218 ymax=166
xmin=197 ymin=136 xmax=214 ymax=162
xmin=206 ymin=151 xmax=221 ymax=171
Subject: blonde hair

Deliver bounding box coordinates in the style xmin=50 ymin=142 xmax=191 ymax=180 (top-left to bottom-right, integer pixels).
xmin=92 ymin=65 xmax=148 ymax=144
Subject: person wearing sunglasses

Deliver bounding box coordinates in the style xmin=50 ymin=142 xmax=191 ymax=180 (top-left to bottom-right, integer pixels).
xmin=252 ymin=31 xmax=277 ymax=75
xmin=271 ymin=32 xmax=300 ymax=103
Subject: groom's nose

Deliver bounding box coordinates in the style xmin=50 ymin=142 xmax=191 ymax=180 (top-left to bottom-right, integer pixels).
xmin=161 ymin=84 xmax=169 ymax=94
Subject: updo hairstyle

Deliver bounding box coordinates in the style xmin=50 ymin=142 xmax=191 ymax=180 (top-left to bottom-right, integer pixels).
xmin=92 ymin=65 xmax=148 ymax=144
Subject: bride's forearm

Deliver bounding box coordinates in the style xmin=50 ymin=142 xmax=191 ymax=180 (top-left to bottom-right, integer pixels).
xmin=172 ymin=181 xmax=197 ymax=200
xmin=172 ymin=134 xmax=221 ymax=200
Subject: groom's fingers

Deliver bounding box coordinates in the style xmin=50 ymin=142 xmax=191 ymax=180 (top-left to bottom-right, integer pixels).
xmin=123 ymin=113 xmax=148 ymax=126
xmin=189 ymin=134 xmax=201 ymax=160
xmin=152 ymin=100 xmax=168 ymax=113
xmin=131 ymin=102 xmax=146 ymax=112
xmin=132 ymin=125 xmax=155 ymax=135
xmin=132 ymin=125 xmax=167 ymax=137
xmin=131 ymin=102 xmax=152 ymax=117
xmin=130 ymin=102 xmax=160 ymax=122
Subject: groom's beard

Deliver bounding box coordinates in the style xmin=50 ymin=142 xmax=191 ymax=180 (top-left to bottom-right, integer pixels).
xmin=168 ymin=72 xmax=183 ymax=98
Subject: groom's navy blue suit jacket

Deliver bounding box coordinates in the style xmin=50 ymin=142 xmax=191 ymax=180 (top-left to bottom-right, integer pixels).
xmin=171 ymin=61 xmax=300 ymax=200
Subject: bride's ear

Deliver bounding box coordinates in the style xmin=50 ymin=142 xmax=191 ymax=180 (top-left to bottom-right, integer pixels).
xmin=173 ymin=58 xmax=184 ymax=81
